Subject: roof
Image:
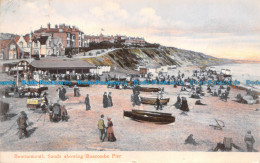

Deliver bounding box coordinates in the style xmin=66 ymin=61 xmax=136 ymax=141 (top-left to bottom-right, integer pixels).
xmin=14 ymin=36 xmax=20 ymax=43
xmin=24 ymin=36 xmax=30 ymax=42
xmin=0 ymin=39 xmax=12 ymax=49
xmin=31 ymin=59 xmax=96 ymax=69
xmin=34 ymin=25 xmax=83 ymax=34
xmin=0 ymin=39 xmax=16 ymax=49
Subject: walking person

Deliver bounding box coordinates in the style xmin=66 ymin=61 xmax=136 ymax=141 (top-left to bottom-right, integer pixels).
xmin=108 ymin=92 xmax=113 ymax=107
xmin=17 ymin=111 xmax=29 ymax=139
xmin=103 ymin=92 xmax=108 ymax=108
xmin=133 ymin=92 xmax=141 ymax=106
xmin=107 ymin=118 xmax=116 ymax=142
xmin=98 ymin=114 xmax=106 ymax=142
xmin=60 ymin=105 xmax=68 ymax=121
xmin=56 ymin=87 xmax=62 ymax=100
xmin=244 ymin=130 xmax=255 ymax=152
xmin=73 ymin=85 xmax=77 ymax=97
xmin=61 ymin=86 xmax=67 ymax=101
xmin=85 ymin=94 xmax=91 ymax=111
xmin=155 ymin=96 xmax=162 ymax=110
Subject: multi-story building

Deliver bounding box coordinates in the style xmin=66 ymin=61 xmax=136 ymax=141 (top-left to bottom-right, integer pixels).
xmin=29 ymin=35 xmax=64 ymax=58
xmin=0 ymin=39 xmax=20 ymax=60
xmin=84 ymin=34 xmax=114 ymax=45
xmin=16 ymin=35 xmax=31 ymax=58
xmin=124 ymin=37 xmax=145 ymax=46
xmin=33 ymin=23 xmax=84 ymax=48
xmin=84 ymin=34 xmax=145 ymax=46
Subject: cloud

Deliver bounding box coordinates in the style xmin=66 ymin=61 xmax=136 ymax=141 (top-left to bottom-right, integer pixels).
xmin=90 ymin=1 xmax=129 ymax=22
xmin=0 ymin=0 xmax=259 ymax=60
xmin=137 ymin=8 xmax=167 ymax=28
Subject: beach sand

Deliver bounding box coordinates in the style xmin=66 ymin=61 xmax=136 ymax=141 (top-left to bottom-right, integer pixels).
xmin=0 ymin=68 xmax=259 ymax=152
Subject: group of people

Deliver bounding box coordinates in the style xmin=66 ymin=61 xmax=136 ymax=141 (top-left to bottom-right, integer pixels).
xmin=97 ymin=114 xmax=116 ymax=142
xmin=49 ymin=102 xmax=69 ymax=122
xmin=208 ymin=85 xmax=230 ymax=102
xmin=103 ymin=92 xmax=113 ymax=108
xmin=57 ymin=86 xmax=67 ymax=101
xmin=174 ymin=95 xmax=189 ymax=112
xmin=132 ymin=93 xmax=141 ymax=107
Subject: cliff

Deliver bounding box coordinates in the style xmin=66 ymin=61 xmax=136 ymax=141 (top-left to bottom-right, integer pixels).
xmin=84 ymin=47 xmax=231 ymax=70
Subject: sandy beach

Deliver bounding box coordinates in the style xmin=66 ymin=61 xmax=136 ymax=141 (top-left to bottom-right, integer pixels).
xmin=0 ymin=67 xmax=259 ymax=152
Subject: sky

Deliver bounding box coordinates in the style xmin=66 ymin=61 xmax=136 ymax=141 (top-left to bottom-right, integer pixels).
xmin=0 ymin=0 xmax=260 ymax=60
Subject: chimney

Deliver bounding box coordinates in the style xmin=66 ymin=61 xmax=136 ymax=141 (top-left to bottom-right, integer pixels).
xmin=55 ymin=24 xmax=58 ymax=28
xmin=72 ymin=26 xmax=75 ymax=30
xmin=47 ymin=23 xmax=50 ymax=30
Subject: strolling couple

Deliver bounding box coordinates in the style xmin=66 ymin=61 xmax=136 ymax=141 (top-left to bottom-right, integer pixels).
xmin=98 ymin=114 xmax=116 ymax=142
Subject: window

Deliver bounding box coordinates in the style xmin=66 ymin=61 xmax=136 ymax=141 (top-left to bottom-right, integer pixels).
xmin=34 ymin=50 xmax=39 ymax=54
xmin=10 ymin=44 xmax=16 ymax=50
xmin=49 ymin=41 xmax=52 ymax=47
xmin=19 ymin=41 xmax=23 ymax=47
xmin=27 ymin=42 xmax=31 ymax=48
xmin=67 ymin=33 xmax=70 ymax=38
xmin=67 ymin=41 xmax=70 ymax=47
xmin=50 ymin=33 xmax=53 ymax=37
xmin=9 ymin=52 xmax=13 ymax=59
xmin=34 ymin=42 xmax=38 ymax=47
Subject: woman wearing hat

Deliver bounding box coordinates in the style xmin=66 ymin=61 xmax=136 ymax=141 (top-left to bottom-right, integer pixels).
xmin=106 ymin=118 xmax=116 ymax=142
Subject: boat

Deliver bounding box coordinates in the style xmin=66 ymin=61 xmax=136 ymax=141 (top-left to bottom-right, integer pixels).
xmin=140 ymin=87 xmax=161 ymax=92
xmin=110 ymin=77 xmax=127 ymax=81
xmin=140 ymin=97 xmax=170 ymax=105
xmin=62 ymin=80 xmax=90 ymax=87
xmin=123 ymin=109 xmax=175 ymax=124
xmin=23 ymin=86 xmax=48 ymax=93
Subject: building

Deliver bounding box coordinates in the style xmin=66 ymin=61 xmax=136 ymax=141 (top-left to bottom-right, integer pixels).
xmin=84 ymin=34 xmax=114 ymax=46
xmin=16 ymin=35 xmax=31 ymax=58
xmin=0 ymin=39 xmax=20 ymax=60
xmin=52 ymin=37 xmax=64 ymax=56
xmin=33 ymin=23 xmax=84 ymax=48
xmin=124 ymin=37 xmax=145 ymax=46
xmin=0 ymin=33 xmax=19 ymax=40
xmin=84 ymin=34 xmax=145 ymax=46
xmin=27 ymin=34 xmax=64 ymax=58
xmin=30 ymin=58 xmax=96 ymax=74
xmin=2 ymin=60 xmax=31 ymax=76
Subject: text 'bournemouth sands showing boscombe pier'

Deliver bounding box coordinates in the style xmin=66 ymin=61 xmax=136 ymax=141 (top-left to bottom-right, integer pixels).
xmin=0 ymin=0 xmax=259 ymax=160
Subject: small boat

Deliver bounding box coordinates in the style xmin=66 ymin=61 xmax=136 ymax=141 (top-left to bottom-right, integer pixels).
xmin=140 ymin=97 xmax=170 ymax=105
xmin=62 ymin=81 xmax=90 ymax=87
xmin=124 ymin=109 xmax=175 ymax=124
xmin=140 ymin=87 xmax=161 ymax=92
xmin=110 ymin=78 xmax=127 ymax=81
xmin=23 ymin=86 xmax=48 ymax=93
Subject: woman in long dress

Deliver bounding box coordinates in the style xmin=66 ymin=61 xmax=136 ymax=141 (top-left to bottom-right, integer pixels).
xmin=85 ymin=94 xmax=91 ymax=110
xmin=103 ymin=92 xmax=108 ymax=108
xmin=107 ymin=92 xmax=113 ymax=107
xmin=106 ymin=118 xmax=116 ymax=142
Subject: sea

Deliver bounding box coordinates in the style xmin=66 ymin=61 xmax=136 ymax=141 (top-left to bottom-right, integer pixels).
xmin=213 ymin=63 xmax=260 ymax=90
